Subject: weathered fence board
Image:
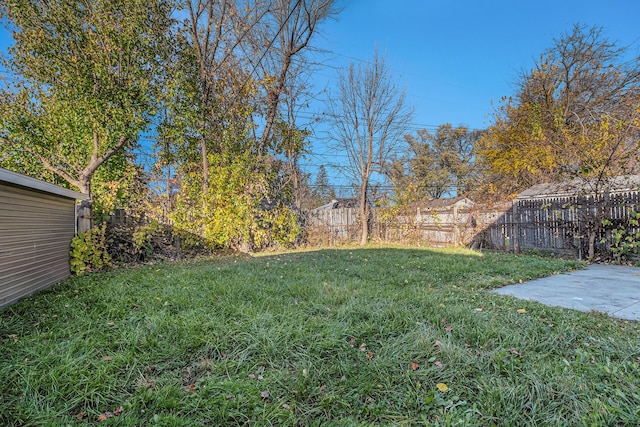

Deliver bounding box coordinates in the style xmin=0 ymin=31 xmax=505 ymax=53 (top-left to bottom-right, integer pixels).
xmin=306 ymin=207 xmax=359 ymax=245
xmin=482 ymin=192 xmax=640 ymax=257
xmin=306 ymin=191 xmax=640 ymax=259
xmin=305 ymin=203 xmax=510 ymax=248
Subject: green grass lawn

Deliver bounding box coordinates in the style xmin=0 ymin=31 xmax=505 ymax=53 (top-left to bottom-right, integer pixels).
xmin=1 ymin=246 xmax=639 ymax=426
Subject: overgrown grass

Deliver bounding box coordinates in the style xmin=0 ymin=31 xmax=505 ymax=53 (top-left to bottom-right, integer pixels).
xmin=1 ymin=246 xmax=639 ymax=426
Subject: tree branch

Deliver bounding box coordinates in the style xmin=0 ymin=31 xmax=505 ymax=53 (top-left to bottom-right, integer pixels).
xmin=0 ymin=137 xmax=80 ymax=188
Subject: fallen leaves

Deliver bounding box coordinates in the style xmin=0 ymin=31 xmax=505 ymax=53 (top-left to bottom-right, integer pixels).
xmin=441 ymin=317 xmax=453 ymax=332
xmin=347 ymin=337 xmax=375 ymax=360
xmin=517 ymin=308 xmax=527 ymax=314
xmin=427 ymin=356 xmax=444 ymax=367
xmin=411 ymin=362 xmax=420 ymax=371
xmin=184 ymin=383 xmax=197 ymax=395
xmin=509 ymin=348 xmax=522 ymax=357
xmin=249 ymin=366 xmax=266 ymax=380
xmin=436 ymin=383 xmax=449 ymax=392
xmin=97 ymin=407 xmax=124 ymax=422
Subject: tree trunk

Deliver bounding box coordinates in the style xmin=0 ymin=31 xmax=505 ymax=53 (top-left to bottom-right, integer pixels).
xmin=291 ymin=156 xmax=301 ymax=212
xmin=588 ymin=229 xmax=596 ymax=260
xmin=258 ymin=55 xmax=291 ymax=157
xmin=200 ymin=135 xmax=209 ymax=220
xmin=166 ymin=163 xmax=172 ymax=220
xmin=359 ymin=178 xmax=369 ymax=245
xmin=77 ymin=175 xmax=91 ymax=196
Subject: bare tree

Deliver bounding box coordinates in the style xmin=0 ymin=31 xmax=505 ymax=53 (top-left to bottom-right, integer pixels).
xmin=256 ymin=0 xmax=338 ymax=157
xmin=328 ymin=50 xmax=413 ymax=245
xmin=276 ymin=71 xmax=313 ymax=212
xmin=174 ymin=0 xmax=337 ymax=216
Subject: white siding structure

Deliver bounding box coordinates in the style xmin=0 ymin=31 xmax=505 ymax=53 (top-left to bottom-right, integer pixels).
xmin=0 ymin=168 xmax=87 ymax=308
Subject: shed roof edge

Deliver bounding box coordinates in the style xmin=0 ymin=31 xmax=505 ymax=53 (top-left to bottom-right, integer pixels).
xmin=0 ymin=167 xmax=88 ymax=200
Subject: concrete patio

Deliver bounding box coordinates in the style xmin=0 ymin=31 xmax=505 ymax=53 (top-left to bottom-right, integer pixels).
xmin=493 ymin=264 xmax=640 ymax=321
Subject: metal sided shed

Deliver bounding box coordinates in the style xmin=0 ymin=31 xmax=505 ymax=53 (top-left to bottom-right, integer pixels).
xmin=0 ymin=167 xmax=88 ymax=308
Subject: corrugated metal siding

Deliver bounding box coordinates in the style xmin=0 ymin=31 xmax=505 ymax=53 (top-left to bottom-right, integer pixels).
xmin=0 ymin=182 xmax=76 ymax=307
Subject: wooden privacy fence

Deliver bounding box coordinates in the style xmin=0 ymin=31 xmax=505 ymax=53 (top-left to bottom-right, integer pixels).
xmin=481 ymin=192 xmax=640 ymax=258
xmin=379 ymin=205 xmax=481 ymax=246
xmin=305 ymin=202 xmax=509 ymax=248
xmin=306 ymin=207 xmax=360 ymax=245
xmin=306 ymin=191 xmax=640 ymax=258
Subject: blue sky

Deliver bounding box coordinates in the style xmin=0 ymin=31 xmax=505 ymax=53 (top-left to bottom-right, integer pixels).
xmin=303 ymin=0 xmax=640 ymax=187
xmin=311 ymin=0 xmax=640 ymax=131
xmin=1 ymin=0 xmax=639 ymax=190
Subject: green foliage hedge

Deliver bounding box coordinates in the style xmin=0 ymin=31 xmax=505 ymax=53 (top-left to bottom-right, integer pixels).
xmin=70 ymin=223 xmax=112 ymax=275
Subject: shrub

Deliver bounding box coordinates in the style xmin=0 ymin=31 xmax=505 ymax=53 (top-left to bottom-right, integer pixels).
xmin=602 ymin=211 xmax=640 ymax=262
xmin=132 ymin=219 xmax=162 ymax=258
xmin=70 ymin=223 xmax=112 ymax=275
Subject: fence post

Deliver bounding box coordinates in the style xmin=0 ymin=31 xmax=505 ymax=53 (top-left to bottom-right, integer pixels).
xmin=453 ymin=204 xmax=459 ymax=246
xmin=512 ymin=201 xmax=520 ymax=253
xmin=76 ymin=199 xmax=93 ymax=234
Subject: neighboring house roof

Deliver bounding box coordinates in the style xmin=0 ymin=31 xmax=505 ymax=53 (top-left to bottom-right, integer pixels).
xmin=312 ymin=198 xmax=358 ymax=212
xmin=0 ymin=167 xmax=88 ymax=200
xmin=411 ymin=197 xmax=475 ymax=210
xmin=517 ymin=175 xmax=640 ymax=200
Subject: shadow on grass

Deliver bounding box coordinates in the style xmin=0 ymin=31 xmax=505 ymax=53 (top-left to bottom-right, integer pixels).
xmin=4 ymin=245 xmax=617 ymax=427
xmin=252 ymin=245 xmax=583 ymax=291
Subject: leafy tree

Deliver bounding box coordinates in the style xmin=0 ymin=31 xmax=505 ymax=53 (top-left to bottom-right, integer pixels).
xmin=158 ymin=0 xmax=337 ymax=250
xmin=173 ymin=0 xmax=266 ymax=207
xmin=311 ymin=165 xmax=335 ymax=206
xmin=0 ymin=0 xmax=172 ymax=196
xmin=170 ymin=151 xmax=299 ymax=251
xmin=328 ymin=50 xmax=413 ymax=245
xmin=477 ymin=24 xmax=640 ymax=200
xmin=270 ymin=116 xmax=311 ymax=211
xmin=477 ymin=24 xmax=640 ymax=257
xmin=162 ymin=0 xmax=337 ymax=206
xmin=157 ymin=0 xmax=266 ymax=242
xmin=400 ymin=124 xmax=480 ymax=199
